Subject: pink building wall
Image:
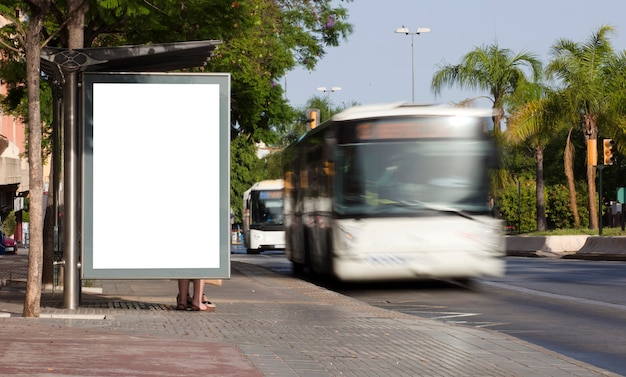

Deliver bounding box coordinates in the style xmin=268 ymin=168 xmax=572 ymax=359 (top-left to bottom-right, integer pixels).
xmin=0 ymin=81 xmax=27 ymax=155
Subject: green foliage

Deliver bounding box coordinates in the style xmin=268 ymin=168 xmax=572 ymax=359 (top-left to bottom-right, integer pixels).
xmin=2 ymin=211 xmax=16 ymax=236
xmin=541 ymin=126 xmax=587 ymax=186
xmin=21 ymin=207 xmax=29 ymax=222
xmin=230 ymin=134 xmax=264 ymax=224
xmin=260 ymin=152 xmax=284 ymax=180
xmin=544 ymin=25 xmax=626 ymax=228
xmin=0 ymin=0 xmax=355 ymax=153
xmin=545 ymin=183 xmax=589 ymax=229
xmin=498 ymin=178 xmax=537 ymax=233
xmin=498 ymin=178 xmax=591 ymax=233
xmin=431 ymin=41 xmax=543 ymax=133
xmin=1 ymin=0 xmax=357 ymax=233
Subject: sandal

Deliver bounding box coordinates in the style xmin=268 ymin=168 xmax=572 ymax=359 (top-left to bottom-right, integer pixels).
xmin=175 ymin=294 xmax=187 ymax=310
xmin=201 ymin=294 xmax=213 ymax=305
xmin=181 ymin=293 xmax=215 ymax=310
xmin=190 ymin=303 xmax=215 ymax=312
xmin=187 ymin=294 xmax=213 ymax=305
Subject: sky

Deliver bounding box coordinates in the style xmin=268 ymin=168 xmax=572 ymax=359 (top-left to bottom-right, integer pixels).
xmin=284 ymin=0 xmax=626 ymax=110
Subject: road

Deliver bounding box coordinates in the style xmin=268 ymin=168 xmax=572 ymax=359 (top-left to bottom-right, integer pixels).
xmin=232 ymin=246 xmax=626 ymax=375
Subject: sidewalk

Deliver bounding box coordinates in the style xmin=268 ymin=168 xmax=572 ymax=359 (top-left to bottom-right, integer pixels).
xmin=0 ymin=249 xmax=619 ymax=377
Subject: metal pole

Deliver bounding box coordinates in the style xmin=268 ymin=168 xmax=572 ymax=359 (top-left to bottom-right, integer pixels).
xmin=395 ymin=27 xmax=429 ymax=104
xmin=619 ymin=203 xmax=625 ymax=231
xmin=517 ymin=179 xmax=521 ymax=234
xmin=410 ymin=33 xmax=415 ymax=103
xmin=598 ymin=165 xmax=603 ymax=236
xmin=63 ymin=69 xmax=80 ymax=309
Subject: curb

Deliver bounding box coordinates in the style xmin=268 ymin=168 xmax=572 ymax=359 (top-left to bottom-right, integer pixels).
xmin=506 ymin=235 xmax=626 ymax=261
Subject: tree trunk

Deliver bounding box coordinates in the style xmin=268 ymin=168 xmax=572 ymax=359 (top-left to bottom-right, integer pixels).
xmin=23 ymin=0 xmax=52 ymax=318
xmin=535 ymin=146 xmax=547 ymax=231
xmin=564 ymin=128 xmax=580 ymax=227
xmin=492 ymin=105 xmax=505 ymax=134
xmin=67 ymin=0 xmax=88 ymax=48
xmin=584 ymin=114 xmax=598 ymax=230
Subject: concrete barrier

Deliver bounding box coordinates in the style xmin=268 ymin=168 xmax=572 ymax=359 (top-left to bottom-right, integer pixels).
xmin=506 ymin=236 xmax=588 ymax=258
xmin=572 ymin=236 xmax=626 ymax=260
xmin=506 ymin=235 xmax=626 ymax=260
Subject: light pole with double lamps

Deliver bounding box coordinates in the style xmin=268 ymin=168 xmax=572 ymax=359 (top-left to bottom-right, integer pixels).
xmin=395 ymin=26 xmax=431 ymax=103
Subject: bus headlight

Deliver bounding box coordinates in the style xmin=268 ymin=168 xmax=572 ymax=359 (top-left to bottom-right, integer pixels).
xmin=338 ymin=225 xmax=362 ymax=250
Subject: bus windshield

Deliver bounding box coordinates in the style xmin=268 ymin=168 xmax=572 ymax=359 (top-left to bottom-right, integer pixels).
xmin=335 ymin=140 xmax=493 ymax=216
xmin=250 ymin=190 xmax=284 ymax=225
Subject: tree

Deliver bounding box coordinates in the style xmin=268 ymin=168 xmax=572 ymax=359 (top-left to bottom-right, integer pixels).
xmin=22 ymin=0 xmax=52 ymax=318
xmin=507 ymin=81 xmax=563 ymax=231
xmin=91 ymin=0 xmax=353 ymax=145
xmin=230 ymin=134 xmax=265 ymax=225
xmin=546 ymin=25 xmax=625 ymax=229
xmin=431 ymin=42 xmax=542 ymax=134
xmin=3 ymin=0 xmax=355 ymax=243
xmin=3 ymin=0 xmax=355 ymax=148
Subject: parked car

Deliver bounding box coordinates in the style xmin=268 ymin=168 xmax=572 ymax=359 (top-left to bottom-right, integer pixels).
xmin=1 ymin=233 xmax=17 ymax=254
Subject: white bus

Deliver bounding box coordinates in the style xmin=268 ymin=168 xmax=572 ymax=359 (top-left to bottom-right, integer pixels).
xmin=283 ymin=103 xmax=505 ymax=282
xmin=243 ymin=179 xmax=285 ymax=254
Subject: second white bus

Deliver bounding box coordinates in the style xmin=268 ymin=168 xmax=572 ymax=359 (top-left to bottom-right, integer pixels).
xmin=243 ymin=179 xmax=285 ymax=254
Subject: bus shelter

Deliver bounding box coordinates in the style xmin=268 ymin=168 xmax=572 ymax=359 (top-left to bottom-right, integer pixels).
xmin=39 ymin=40 xmax=230 ymax=309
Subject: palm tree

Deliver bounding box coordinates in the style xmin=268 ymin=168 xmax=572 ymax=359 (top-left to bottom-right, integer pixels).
xmin=601 ymin=50 xmax=626 ymax=149
xmin=546 ymin=25 xmax=624 ymax=230
xmin=431 ymin=42 xmax=542 ymax=134
xmin=507 ymin=82 xmax=563 ymax=231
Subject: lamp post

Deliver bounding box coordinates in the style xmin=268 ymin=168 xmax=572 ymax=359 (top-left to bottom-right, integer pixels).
xmin=316 ymin=86 xmax=342 ymax=120
xmin=395 ymin=26 xmax=430 ymax=103
xmin=316 ymin=86 xmax=342 ymax=95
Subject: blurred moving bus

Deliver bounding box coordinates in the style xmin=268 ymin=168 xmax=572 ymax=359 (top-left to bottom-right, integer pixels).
xmin=243 ymin=179 xmax=285 ymax=254
xmin=283 ymin=103 xmax=505 ymax=282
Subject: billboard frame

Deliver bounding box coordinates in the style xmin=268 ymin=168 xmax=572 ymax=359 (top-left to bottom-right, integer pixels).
xmin=81 ymin=72 xmax=230 ymax=279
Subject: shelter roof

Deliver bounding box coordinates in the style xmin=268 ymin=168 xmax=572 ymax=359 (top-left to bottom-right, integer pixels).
xmin=40 ymin=40 xmax=222 ymax=76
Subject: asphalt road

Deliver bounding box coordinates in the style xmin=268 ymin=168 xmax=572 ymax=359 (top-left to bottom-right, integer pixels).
xmin=232 ymin=247 xmax=626 ymax=376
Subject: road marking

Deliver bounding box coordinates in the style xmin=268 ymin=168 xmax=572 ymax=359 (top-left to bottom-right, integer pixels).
xmin=401 ymin=310 xmax=507 ymax=328
xmin=482 ymin=280 xmax=626 ymax=311
xmin=428 ymin=312 xmax=479 ymax=320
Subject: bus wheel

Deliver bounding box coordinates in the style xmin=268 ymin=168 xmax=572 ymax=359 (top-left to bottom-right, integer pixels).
xmin=292 ymin=261 xmax=304 ymax=275
xmin=246 ymin=248 xmax=261 ymax=254
xmin=452 ymin=278 xmax=474 ymax=288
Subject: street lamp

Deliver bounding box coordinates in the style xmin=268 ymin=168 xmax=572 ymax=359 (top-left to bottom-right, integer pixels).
xmin=316 ymin=86 xmax=342 ymax=94
xmin=395 ymin=26 xmax=430 ymax=103
xmin=316 ymin=86 xmax=342 ymax=120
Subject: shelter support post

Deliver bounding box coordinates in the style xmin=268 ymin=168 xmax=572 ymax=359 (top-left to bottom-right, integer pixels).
xmin=63 ymin=68 xmax=80 ymax=309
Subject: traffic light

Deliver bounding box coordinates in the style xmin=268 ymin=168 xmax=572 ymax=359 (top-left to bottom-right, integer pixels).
xmin=603 ymin=138 xmax=615 ymax=165
xmin=307 ymin=108 xmax=320 ymax=130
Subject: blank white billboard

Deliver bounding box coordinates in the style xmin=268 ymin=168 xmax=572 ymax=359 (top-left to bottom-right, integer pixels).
xmin=82 ymin=72 xmax=230 ymax=279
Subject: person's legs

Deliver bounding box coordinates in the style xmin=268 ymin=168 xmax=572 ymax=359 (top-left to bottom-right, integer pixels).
xmin=190 ymin=279 xmax=214 ymax=311
xmin=191 ymin=279 xmax=206 ymax=310
xmin=177 ymin=279 xmax=190 ymax=310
